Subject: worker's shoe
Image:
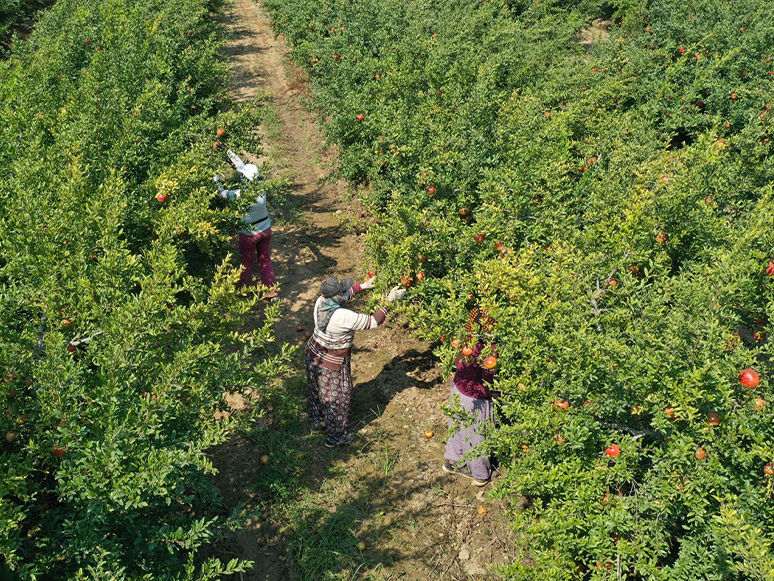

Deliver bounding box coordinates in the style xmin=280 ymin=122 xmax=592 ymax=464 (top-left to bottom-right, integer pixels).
xmin=442 ymin=460 xmax=489 ymax=487
xmin=324 ymin=432 xmax=355 ymax=448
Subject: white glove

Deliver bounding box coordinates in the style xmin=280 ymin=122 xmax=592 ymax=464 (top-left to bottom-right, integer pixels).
xmin=387 ymin=286 xmax=406 ymax=303
xmin=361 ymin=275 xmax=376 ymax=290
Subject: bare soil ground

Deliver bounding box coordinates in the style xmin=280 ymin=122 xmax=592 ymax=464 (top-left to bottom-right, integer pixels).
xmin=206 ymin=1 xmax=517 ymax=579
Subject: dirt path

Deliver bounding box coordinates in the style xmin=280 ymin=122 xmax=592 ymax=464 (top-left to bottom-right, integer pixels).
xmin=207 ymin=1 xmax=516 ymax=579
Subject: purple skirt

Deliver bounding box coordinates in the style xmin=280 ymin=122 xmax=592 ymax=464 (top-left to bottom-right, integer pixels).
xmin=444 ymin=382 xmax=493 ymax=481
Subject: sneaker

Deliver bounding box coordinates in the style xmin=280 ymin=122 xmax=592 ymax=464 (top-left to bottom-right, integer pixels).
xmin=310 ymin=422 xmax=325 ymax=434
xmin=442 ymin=461 xmax=490 ymax=487
xmin=324 ymin=432 xmax=355 ymax=448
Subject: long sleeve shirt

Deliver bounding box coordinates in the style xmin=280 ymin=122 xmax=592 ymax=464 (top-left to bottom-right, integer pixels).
xmin=217 ymin=187 xmax=271 ymax=235
xmin=453 ymin=342 xmax=497 ymax=400
xmin=308 ymin=285 xmax=389 ymax=370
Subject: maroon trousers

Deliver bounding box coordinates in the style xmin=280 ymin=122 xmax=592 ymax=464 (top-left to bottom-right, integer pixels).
xmin=237 ymin=229 xmax=275 ymax=289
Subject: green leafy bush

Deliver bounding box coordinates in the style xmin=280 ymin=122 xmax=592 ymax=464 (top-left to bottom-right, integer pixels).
xmin=0 ymin=0 xmax=288 ymax=578
xmin=264 ymin=0 xmax=774 ymax=577
xmin=0 ymin=0 xmax=54 ymax=49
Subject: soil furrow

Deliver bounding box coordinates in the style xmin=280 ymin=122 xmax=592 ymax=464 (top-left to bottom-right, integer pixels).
xmin=208 ymin=1 xmax=515 ymax=579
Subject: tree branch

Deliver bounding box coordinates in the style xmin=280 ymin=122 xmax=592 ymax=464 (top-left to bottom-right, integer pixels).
xmin=67 ymin=330 xmax=104 ymax=347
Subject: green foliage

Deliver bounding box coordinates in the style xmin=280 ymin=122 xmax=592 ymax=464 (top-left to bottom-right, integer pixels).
xmin=0 ymin=0 xmax=54 ymax=48
xmin=0 ymin=0 xmax=289 ymax=578
xmin=264 ymin=0 xmax=774 ymax=577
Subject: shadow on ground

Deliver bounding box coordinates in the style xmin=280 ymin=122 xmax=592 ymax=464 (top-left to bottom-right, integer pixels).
xmin=207 ymin=331 xmax=516 ymax=581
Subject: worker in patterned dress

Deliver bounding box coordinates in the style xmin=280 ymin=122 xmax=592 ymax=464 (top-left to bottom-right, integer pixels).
xmin=305 ymin=275 xmax=405 ymax=447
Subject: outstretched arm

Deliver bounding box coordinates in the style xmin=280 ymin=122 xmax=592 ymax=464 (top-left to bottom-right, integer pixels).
xmin=227 ymin=150 xmax=260 ymax=181
xmin=213 ymin=175 xmax=241 ymax=199
xmin=363 ymin=285 xmax=405 ymax=328
xmin=343 ymin=275 xmax=376 ymax=300
xmin=217 ymin=187 xmax=241 ymax=200
xmin=339 ymin=285 xmax=405 ymax=331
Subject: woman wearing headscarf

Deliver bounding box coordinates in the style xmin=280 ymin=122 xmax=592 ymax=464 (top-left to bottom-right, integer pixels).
xmin=442 ymin=306 xmax=498 ymax=486
xmin=306 ymin=276 xmax=405 ymax=447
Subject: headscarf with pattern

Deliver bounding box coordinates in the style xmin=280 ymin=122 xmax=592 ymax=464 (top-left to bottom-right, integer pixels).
xmin=464 ymin=305 xmax=496 ymax=339
xmin=316 ymin=293 xmax=349 ymax=332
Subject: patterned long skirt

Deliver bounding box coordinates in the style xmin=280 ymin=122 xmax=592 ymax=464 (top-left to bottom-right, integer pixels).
xmin=443 ymin=382 xmax=494 ymax=481
xmin=305 ymin=343 xmax=353 ymax=446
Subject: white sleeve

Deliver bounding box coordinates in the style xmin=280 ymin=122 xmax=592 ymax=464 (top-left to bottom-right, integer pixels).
xmin=328 ymin=309 xmax=378 ymax=333
xmin=239 ymin=164 xmax=260 ymax=181
xmin=313 ymin=297 xmax=321 ymax=327
xmin=218 ymin=188 xmax=241 ymax=200
xmin=227 ymin=150 xmax=245 ymax=168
